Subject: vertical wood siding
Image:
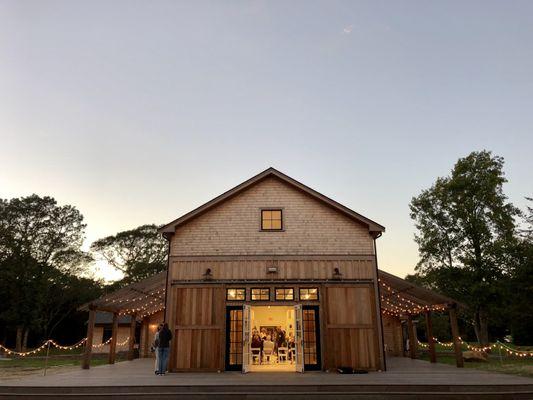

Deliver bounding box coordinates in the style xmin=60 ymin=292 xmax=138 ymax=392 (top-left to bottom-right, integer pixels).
xmin=170 ymin=287 xmax=225 ymax=371
xmin=382 ymin=315 xmax=404 ymax=357
xmin=323 ymin=285 xmax=380 ymax=370
xmin=171 ymin=259 xmax=375 ymax=281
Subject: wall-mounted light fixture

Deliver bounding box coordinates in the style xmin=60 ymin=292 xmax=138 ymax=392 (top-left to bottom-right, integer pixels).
xmin=203 ymin=268 xmax=213 ymax=281
xmin=332 ymin=267 xmax=343 ymax=280
xmin=267 ymin=266 xmax=278 ymax=274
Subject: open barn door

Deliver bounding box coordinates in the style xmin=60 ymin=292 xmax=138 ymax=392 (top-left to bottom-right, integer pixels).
xmin=242 ymin=304 xmax=251 ymax=373
xmin=294 ymin=304 xmax=304 ymax=373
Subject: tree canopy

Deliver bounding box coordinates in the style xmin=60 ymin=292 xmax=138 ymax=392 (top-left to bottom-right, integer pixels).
xmin=409 ymin=150 xmax=524 ymax=345
xmin=90 ymin=224 xmax=167 ymax=285
xmin=0 ymin=195 xmax=101 ymax=350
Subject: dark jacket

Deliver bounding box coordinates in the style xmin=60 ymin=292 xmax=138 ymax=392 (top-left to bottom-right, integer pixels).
xmin=158 ymin=327 xmax=173 ymax=348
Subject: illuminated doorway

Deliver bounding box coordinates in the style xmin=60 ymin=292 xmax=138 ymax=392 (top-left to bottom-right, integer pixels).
xmin=225 ymin=304 xmax=321 ymax=372
xmin=248 ymin=306 xmax=296 ymax=372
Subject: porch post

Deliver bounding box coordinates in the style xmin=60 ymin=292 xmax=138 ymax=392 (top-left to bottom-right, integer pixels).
xmin=142 ymin=317 xmax=150 ymax=357
xmin=82 ymin=306 xmax=96 ymax=369
xmin=128 ymin=314 xmax=136 ymax=361
xmin=448 ymin=305 xmax=464 ymax=368
xmin=108 ymin=312 xmax=119 ymax=364
xmin=425 ymin=311 xmax=437 ymax=363
xmin=407 ymin=314 xmax=417 ymax=359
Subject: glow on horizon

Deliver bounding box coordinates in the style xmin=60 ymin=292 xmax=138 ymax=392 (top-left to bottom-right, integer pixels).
xmin=1 ymin=1 xmax=532 ymax=281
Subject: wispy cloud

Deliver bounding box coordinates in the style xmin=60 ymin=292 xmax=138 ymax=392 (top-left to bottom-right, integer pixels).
xmin=342 ymin=24 xmax=354 ymax=34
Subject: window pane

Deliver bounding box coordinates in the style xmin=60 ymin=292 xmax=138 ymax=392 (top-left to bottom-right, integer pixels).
xmin=261 ymin=209 xmax=282 ymax=230
xmin=275 ymin=288 xmax=294 ymax=300
xmin=271 ymin=220 xmax=282 ymax=229
xmin=300 ymin=288 xmax=318 ymax=300
xmin=227 ymin=288 xmax=245 ymax=300
xmin=252 ymin=288 xmax=269 ymax=300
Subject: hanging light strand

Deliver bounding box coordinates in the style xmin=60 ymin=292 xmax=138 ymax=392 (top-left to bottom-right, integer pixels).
xmin=415 ymin=338 xmax=533 ymax=357
xmin=0 ymin=336 xmax=133 ymax=356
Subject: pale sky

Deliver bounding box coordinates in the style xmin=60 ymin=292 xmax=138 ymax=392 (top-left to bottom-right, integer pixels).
xmin=1 ymin=1 xmax=532 ymax=280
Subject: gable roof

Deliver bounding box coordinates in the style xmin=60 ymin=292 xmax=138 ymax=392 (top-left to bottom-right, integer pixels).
xmin=159 ymin=167 xmax=385 ymax=236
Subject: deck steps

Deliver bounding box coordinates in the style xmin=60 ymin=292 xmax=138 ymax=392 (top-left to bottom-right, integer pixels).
xmin=1 ymin=385 xmax=532 ymax=399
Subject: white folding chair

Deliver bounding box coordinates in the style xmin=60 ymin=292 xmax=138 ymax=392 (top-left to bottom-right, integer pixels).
xmin=262 ymin=341 xmax=275 ymax=364
xmin=278 ymin=346 xmax=288 ymax=363
xmin=251 ymin=347 xmax=261 ymax=364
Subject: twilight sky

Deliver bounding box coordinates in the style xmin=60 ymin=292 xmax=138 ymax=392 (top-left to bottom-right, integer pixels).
xmin=1 ymin=1 xmax=532 ymax=281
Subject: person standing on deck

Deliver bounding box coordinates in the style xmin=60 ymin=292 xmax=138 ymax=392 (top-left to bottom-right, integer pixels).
xmin=152 ymin=324 xmax=162 ymax=374
xmin=157 ymin=323 xmax=172 ymax=375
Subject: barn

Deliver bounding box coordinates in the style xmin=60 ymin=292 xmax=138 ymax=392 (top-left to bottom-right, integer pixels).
xmin=81 ymin=168 xmax=463 ymax=372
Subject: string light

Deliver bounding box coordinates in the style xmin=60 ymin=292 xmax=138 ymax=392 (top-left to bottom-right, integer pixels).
xmin=100 ymin=288 xmax=165 ymax=306
xmin=0 ymin=336 xmax=133 ymax=356
xmin=415 ymin=339 xmax=533 ymax=357
xmin=378 ymin=279 xmax=447 ymax=316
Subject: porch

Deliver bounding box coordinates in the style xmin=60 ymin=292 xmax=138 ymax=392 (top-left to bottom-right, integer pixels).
xmin=2 ymin=357 xmax=532 ymax=399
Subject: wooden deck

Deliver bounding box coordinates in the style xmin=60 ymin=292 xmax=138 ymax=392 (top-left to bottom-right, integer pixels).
xmin=1 ymin=357 xmax=532 ymax=399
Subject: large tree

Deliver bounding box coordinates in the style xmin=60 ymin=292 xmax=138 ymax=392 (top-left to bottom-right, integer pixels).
xmin=410 ymin=151 xmax=520 ymax=345
xmin=0 ymin=195 xmax=91 ymax=350
xmin=506 ymin=197 xmax=533 ymax=344
xmin=90 ymin=224 xmax=167 ymax=285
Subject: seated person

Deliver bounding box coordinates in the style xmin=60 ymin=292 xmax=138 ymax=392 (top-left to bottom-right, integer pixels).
xmin=262 ymin=337 xmax=275 ymax=363
xmin=287 ymin=335 xmax=295 ymax=360
xmin=251 ymin=334 xmax=262 ymax=348
xmin=251 ymin=334 xmax=263 ymax=364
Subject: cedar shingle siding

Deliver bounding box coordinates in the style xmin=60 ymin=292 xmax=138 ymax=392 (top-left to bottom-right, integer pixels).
xmin=170 ymin=177 xmax=374 ymax=256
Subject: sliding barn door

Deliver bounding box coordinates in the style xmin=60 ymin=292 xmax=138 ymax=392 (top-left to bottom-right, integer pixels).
xmin=173 ymin=287 xmax=224 ymax=371
xmin=324 ymin=285 xmax=379 ymax=370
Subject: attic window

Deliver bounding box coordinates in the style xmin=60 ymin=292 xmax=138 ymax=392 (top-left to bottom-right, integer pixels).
xmin=261 ymin=209 xmax=282 ymax=231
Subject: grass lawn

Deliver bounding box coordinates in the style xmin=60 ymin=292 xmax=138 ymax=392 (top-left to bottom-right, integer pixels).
xmin=0 ymin=354 xmax=128 ymax=379
xmin=419 ymin=352 xmax=533 ymax=379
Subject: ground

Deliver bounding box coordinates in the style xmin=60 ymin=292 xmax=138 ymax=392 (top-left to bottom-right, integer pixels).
xmin=0 ymin=353 xmax=129 ymax=380
xmin=419 ymin=353 xmax=533 ymax=379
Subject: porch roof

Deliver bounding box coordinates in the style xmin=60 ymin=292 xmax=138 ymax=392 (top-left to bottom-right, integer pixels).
xmin=79 ymin=271 xmax=166 ymax=319
xmin=80 ymin=269 xmax=461 ymax=319
xmin=378 ymin=270 xmax=464 ymax=317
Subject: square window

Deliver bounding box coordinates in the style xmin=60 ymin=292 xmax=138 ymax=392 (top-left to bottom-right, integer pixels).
xmin=251 ymin=288 xmax=270 ymax=301
xmin=275 ymin=288 xmax=294 ymax=301
xmin=261 ymin=209 xmax=283 ymax=231
xmin=299 ymin=288 xmax=319 ymax=301
xmin=226 ymin=288 xmax=246 ymax=301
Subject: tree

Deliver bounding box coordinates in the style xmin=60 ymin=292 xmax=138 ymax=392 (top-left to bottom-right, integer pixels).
xmin=0 ymin=195 xmax=90 ymax=350
xmin=506 ymin=197 xmax=533 ymax=344
xmin=410 ymin=151 xmax=520 ymax=345
xmin=90 ymin=224 xmax=167 ymax=285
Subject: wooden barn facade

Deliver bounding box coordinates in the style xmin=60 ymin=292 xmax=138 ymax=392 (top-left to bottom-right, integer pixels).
xmin=82 ymin=168 xmax=463 ymax=372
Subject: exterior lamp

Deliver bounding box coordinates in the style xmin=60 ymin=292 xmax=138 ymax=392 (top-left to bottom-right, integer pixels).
xmin=203 ymin=268 xmax=213 ymax=281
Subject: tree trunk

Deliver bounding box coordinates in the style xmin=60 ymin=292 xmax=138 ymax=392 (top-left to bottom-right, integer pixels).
xmin=22 ymin=328 xmax=29 ymax=352
xmin=478 ymin=309 xmax=489 ymax=346
xmin=15 ymin=326 xmax=23 ymax=352
xmin=473 ymin=309 xmax=490 ymax=346
xmin=473 ymin=317 xmax=481 ymax=343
